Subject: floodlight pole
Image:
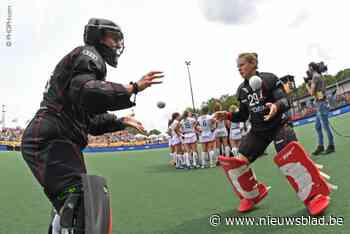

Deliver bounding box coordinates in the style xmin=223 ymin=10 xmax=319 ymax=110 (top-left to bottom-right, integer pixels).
xmin=185 ymin=61 xmax=196 ymax=113
xmin=1 ymin=105 xmax=5 ymax=129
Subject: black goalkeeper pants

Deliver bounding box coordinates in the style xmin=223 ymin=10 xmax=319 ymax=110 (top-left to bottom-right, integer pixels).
xmin=238 ymin=123 xmax=298 ymax=163
xmin=21 ymin=113 xmax=86 ymax=211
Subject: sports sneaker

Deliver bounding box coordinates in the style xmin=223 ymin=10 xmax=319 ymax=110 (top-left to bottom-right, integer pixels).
xmin=324 ymin=145 xmax=335 ymax=154
xmin=312 ymin=145 xmax=324 ymax=156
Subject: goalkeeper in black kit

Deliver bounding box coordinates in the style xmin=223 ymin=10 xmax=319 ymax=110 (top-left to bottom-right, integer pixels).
xmin=21 ymin=18 xmax=163 ymax=233
xmin=214 ymin=53 xmax=334 ymax=216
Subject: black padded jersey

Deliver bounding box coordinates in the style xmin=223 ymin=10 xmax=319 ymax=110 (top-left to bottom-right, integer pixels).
xmin=229 ymin=72 xmax=290 ymax=132
xmin=30 ymin=45 xmax=134 ymax=147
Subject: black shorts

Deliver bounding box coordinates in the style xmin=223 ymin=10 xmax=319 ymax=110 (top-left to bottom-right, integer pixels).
xmin=238 ymin=124 xmax=297 ymax=163
xmin=21 ymin=114 xmax=86 ymax=211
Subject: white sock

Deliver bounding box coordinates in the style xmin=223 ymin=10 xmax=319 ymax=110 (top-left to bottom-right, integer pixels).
xmin=201 ymin=152 xmax=207 ymax=166
xmin=209 ymin=150 xmax=215 ymax=165
xmin=179 ymin=154 xmax=184 ymax=166
xmin=52 ymin=214 xmax=61 ymax=234
xmin=170 ymin=153 xmax=174 ymax=161
xmin=231 ymin=147 xmax=238 ymax=156
xmin=215 ymin=148 xmax=220 ymax=157
xmin=192 ymin=152 xmax=198 ymax=166
xmin=184 ymin=153 xmax=191 ymax=167
xmin=176 ymin=154 xmax=181 ymax=167
xmin=225 ymin=146 xmax=231 ymax=157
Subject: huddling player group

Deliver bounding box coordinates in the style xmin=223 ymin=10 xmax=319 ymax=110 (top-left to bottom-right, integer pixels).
xmin=167 ymin=103 xmax=250 ymax=169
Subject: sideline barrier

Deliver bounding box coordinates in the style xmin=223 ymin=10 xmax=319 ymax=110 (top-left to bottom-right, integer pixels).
xmin=0 ymin=145 xmax=7 ymax=151
xmin=83 ymin=143 xmax=169 ymax=153
xmin=0 ymin=145 xmax=20 ymax=152
xmin=293 ymin=104 xmax=350 ymax=127
xmin=0 ymin=143 xmax=169 ymax=153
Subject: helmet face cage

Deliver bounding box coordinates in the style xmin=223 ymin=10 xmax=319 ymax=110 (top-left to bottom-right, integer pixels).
xmin=102 ymin=29 xmax=125 ymax=57
xmin=84 ymin=19 xmax=125 ymax=67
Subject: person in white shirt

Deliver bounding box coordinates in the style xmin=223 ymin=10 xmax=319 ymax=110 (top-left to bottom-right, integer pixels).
xmin=180 ymin=111 xmax=199 ymax=168
xmin=169 ymin=112 xmax=184 ymax=169
xmin=213 ymin=102 xmax=231 ymax=158
xmin=195 ymin=106 xmax=216 ymax=168
xmin=167 ymin=119 xmax=176 ymax=166
xmin=228 ymin=105 xmax=242 ymax=156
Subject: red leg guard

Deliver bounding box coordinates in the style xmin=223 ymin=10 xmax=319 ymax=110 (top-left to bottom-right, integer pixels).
xmin=274 ymin=141 xmax=331 ymax=215
xmin=108 ymin=207 xmax=112 ymax=234
xmin=219 ymin=156 xmax=269 ymax=212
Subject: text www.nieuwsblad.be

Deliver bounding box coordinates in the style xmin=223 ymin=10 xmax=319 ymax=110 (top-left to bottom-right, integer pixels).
xmin=209 ymin=214 xmax=344 ymax=227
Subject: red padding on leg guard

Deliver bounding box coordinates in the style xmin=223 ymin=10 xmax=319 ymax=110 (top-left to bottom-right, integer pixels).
xmin=219 ymin=156 xmax=262 ymax=201
xmin=108 ymin=207 xmax=112 ymax=234
xmin=274 ymin=141 xmax=330 ymax=206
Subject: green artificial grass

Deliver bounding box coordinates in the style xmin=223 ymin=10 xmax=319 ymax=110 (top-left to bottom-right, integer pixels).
xmin=0 ymin=113 xmax=349 ymax=233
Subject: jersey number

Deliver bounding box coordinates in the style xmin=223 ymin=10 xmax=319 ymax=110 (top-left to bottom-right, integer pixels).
xmin=248 ymin=93 xmax=260 ymax=106
xmin=202 ymin=120 xmax=207 ymax=127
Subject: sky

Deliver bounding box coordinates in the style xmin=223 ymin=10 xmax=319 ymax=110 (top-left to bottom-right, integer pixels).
xmin=1 ymin=0 xmax=350 ymax=133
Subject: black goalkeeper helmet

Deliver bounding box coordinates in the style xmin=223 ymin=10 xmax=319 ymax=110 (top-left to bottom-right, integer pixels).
xmin=84 ymin=18 xmax=125 ymax=67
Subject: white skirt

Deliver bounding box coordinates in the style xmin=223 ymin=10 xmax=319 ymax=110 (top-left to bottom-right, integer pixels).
xmin=230 ymin=129 xmax=242 ymax=140
xmin=199 ymin=131 xmax=215 ymax=143
xmin=215 ymin=129 xmax=228 ymax=138
xmin=183 ymin=132 xmax=197 ymax=144
xmin=171 ymin=135 xmax=181 ymax=145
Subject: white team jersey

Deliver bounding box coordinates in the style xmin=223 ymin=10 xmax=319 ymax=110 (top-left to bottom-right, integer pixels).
xmin=216 ymin=120 xmax=227 ymax=131
xmin=215 ymin=119 xmax=228 ymax=137
xmin=180 ymin=117 xmax=196 ymax=134
xmin=167 ymin=126 xmax=172 ymax=137
xmin=197 ymin=115 xmax=213 ymax=133
xmin=170 ymin=119 xmax=180 ymax=136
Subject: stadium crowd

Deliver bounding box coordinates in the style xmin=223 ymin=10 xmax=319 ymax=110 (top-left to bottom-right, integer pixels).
xmin=0 ymin=128 xmax=167 ymax=149
xmin=291 ymin=91 xmax=350 ymax=120
xmin=0 ymin=127 xmax=23 ymax=147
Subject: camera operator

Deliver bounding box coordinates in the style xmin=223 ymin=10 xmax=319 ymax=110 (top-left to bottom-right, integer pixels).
xmin=305 ymin=62 xmax=335 ymax=155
